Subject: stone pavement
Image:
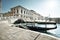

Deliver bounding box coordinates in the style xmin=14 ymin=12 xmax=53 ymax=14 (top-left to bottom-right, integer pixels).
xmin=0 ymin=22 xmax=60 ymax=40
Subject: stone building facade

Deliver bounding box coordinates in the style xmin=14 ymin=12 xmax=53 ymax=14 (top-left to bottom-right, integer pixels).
xmin=10 ymin=5 xmax=43 ymax=21
xmin=0 ymin=5 xmax=43 ymax=21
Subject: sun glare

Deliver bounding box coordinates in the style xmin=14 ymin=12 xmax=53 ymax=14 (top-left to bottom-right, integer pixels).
xmin=47 ymin=1 xmax=57 ymax=8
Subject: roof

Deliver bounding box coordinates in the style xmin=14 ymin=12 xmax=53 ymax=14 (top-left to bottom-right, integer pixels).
xmin=11 ymin=5 xmax=29 ymax=11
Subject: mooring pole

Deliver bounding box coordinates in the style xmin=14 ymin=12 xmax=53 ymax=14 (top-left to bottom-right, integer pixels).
xmin=0 ymin=0 xmax=2 ymax=13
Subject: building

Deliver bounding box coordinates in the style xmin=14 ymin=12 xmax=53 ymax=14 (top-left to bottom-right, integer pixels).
xmin=10 ymin=5 xmax=43 ymax=21
xmin=30 ymin=10 xmax=43 ymax=20
xmin=0 ymin=5 xmax=43 ymax=21
xmin=0 ymin=13 xmax=3 ymax=20
xmin=49 ymin=18 xmax=60 ymax=23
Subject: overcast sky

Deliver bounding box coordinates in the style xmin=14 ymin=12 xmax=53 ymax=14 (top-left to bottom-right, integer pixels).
xmin=2 ymin=0 xmax=60 ymax=17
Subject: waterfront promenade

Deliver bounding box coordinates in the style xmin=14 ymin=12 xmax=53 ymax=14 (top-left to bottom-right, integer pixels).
xmin=0 ymin=21 xmax=60 ymax=40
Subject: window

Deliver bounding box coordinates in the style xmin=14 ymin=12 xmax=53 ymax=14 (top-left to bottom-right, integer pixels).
xmin=35 ymin=18 xmax=36 ymax=20
xmin=17 ymin=9 xmax=19 ymax=13
xmin=21 ymin=15 xmax=22 ymax=17
xmin=14 ymin=9 xmax=15 ymax=13
xmin=21 ymin=9 xmax=23 ymax=13
xmin=24 ymin=16 xmax=25 ymax=17
xmin=26 ymin=16 xmax=28 ymax=18
xmin=30 ymin=17 xmax=33 ymax=20
xmin=38 ymin=18 xmax=40 ymax=20
xmin=14 ymin=11 xmax=15 ymax=13
xmin=14 ymin=9 xmax=15 ymax=10
xmin=24 ymin=11 xmax=25 ymax=14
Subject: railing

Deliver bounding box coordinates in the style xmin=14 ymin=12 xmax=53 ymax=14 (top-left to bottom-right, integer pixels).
xmin=0 ymin=16 xmax=55 ymax=23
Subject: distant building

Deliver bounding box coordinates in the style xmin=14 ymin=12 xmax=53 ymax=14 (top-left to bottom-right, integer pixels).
xmin=0 ymin=13 xmax=3 ymax=20
xmin=0 ymin=5 xmax=43 ymax=21
xmin=49 ymin=18 xmax=60 ymax=23
xmin=3 ymin=12 xmax=13 ymax=17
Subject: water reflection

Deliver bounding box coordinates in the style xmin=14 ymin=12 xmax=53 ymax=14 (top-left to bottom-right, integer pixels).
xmin=35 ymin=23 xmax=56 ymax=28
xmin=16 ymin=23 xmax=60 ymax=38
xmin=48 ymin=24 xmax=60 ymax=38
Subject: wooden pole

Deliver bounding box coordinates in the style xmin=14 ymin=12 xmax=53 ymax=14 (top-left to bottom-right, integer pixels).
xmin=0 ymin=0 xmax=2 ymax=13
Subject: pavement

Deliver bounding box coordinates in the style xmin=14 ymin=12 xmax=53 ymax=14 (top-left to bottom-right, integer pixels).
xmin=0 ymin=21 xmax=60 ymax=40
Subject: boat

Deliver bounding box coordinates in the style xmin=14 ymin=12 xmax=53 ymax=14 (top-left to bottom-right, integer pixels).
xmin=13 ymin=22 xmax=57 ymax=32
xmin=26 ymin=23 xmax=57 ymax=32
xmin=13 ymin=19 xmax=57 ymax=32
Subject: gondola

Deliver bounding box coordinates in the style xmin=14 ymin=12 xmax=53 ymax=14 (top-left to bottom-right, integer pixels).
xmin=13 ymin=19 xmax=57 ymax=32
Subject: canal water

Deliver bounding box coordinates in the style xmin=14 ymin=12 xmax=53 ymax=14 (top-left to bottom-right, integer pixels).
xmin=47 ymin=24 xmax=60 ymax=38
xmin=21 ymin=23 xmax=60 ymax=38
xmin=34 ymin=23 xmax=60 ymax=38
xmin=28 ymin=23 xmax=60 ymax=38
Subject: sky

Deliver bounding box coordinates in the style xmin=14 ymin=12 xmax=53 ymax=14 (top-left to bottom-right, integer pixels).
xmin=1 ymin=0 xmax=60 ymax=18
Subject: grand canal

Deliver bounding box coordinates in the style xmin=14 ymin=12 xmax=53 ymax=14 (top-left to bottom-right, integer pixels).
xmin=47 ymin=24 xmax=60 ymax=38
xmin=21 ymin=23 xmax=60 ymax=38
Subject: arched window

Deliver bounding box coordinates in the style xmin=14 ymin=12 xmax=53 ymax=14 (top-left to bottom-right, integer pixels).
xmin=21 ymin=9 xmax=23 ymax=13
xmin=24 ymin=11 xmax=25 ymax=14
xmin=17 ymin=9 xmax=19 ymax=13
